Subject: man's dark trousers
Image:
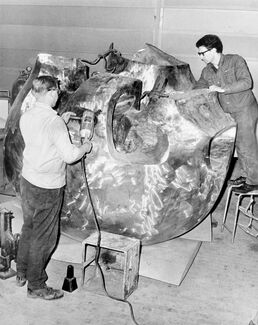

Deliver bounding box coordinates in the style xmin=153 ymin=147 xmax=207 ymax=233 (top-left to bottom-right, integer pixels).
xmin=231 ymin=103 xmax=258 ymax=185
xmin=17 ymin=176 xmax=63 ymax=290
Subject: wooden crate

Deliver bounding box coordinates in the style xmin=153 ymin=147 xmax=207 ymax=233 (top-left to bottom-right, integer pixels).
xmin=81 ymin=231 xmax=141 ymax=300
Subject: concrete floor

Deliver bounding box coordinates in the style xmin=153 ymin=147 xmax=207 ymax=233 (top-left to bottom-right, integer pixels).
xmin=1 ymin=162 xmax=258 ymax=325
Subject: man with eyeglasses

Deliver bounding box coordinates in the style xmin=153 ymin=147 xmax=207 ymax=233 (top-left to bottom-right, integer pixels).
xmin=195 ymin=34 xmax=258 ymax=193
xmin=16 ymin=75 xmax=92 ymax=300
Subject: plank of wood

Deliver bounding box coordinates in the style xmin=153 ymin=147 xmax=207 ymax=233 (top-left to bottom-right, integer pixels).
xmin=181 ymin=214 xmax=212 ymax=242
xmin=139 ymin=238 xmax=202 ymax=286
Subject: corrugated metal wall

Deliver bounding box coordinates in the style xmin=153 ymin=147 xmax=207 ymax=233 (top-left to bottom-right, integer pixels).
xmin=1 ymin=0 xmax=258 ymax=97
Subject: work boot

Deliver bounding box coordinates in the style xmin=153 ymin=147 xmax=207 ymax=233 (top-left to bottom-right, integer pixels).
xmin=228 ymin=176 xmax=246 ymax=186
xmin=27 ymin=286 xmax=64 ymax=300
xmin=16 ymin=273 xmax=27 ymax=287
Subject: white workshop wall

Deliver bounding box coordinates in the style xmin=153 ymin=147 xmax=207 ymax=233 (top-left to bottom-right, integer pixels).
xmin=0 ymin=0 xmax=258 ymax=98
xmin=161 ymin=0 xmax=258 ymax=99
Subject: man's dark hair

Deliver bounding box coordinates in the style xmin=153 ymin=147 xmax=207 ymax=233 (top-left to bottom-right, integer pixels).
xmin=32 ymin=75 xmax=59 ymax=94
xmin=196 ymin=34 xmax=223 ymax=53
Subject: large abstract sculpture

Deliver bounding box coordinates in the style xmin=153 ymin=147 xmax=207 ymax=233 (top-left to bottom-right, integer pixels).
xmin=3 ymin=44 xmax=236 ymax=245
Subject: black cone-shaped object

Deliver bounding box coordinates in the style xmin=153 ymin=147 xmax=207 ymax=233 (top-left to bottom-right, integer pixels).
xmin=62 ymin=265 xmax=78 ymax=292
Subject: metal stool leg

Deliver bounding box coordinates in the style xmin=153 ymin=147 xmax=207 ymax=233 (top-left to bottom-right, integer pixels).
xmin=247 ymin=195 xmax=255 ymax=229
xmin=238 ymin=194 xmax=258 ymax=238
xmin=221 ymin=185 xmax=234 ymax=232
xmin=232 ymin=194 xmax=243 ymax=243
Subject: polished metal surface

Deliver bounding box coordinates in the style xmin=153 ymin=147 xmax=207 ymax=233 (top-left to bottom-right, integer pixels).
xmin=4 ymin=46 xmax=236 ymax=245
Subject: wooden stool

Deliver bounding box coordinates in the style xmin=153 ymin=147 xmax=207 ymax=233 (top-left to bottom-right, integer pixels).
xmin=221 ymin=185 xmax=258 ymax=243
xmin=81 ymin=231 xmax=141 ymax=299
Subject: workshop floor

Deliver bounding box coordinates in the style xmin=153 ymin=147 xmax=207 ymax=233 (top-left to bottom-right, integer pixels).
xmin=1 ymin=161 xmax=258 ymax=325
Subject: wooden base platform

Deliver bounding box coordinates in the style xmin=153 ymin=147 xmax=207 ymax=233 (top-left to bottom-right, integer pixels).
xmin=52 ymin=232 xmax=202 ymax=286
xmin=0 ymin=194 xmax=210 ymax=286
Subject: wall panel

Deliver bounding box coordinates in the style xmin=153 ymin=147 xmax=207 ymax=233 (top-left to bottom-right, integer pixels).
xmin=161 ymin=4 xmax=258 ymax=98
xmin=0 ymin=2 xmax=157 ymax=89
xmin=163 ymin=9 xmax=258 ymax=36
xmin=0 ymin=0 xmax=158 ymax=7
xmin=163 ymin=0 xmax=258 ymax=11
xmin=0 ymin=6 xmax=155 ymax=29
xmin=1 ymin=25 xmax=153 ymax=54
xmin=0 ymin=0 xmax=258 ymax=99
xmin=161 ymin=33 xmax=258 ymax=61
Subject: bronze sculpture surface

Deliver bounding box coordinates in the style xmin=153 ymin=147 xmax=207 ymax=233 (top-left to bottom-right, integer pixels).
xmin=4 ymin=45 xmax=236 ymax=245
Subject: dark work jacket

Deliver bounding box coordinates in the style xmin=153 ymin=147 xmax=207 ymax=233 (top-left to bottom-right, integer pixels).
xmin=195 ymin=54 xmax=257 ymax=113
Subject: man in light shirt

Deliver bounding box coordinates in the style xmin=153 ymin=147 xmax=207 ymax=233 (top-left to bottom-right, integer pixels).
xmin=16 ymin=75 xmax=92 ymax=300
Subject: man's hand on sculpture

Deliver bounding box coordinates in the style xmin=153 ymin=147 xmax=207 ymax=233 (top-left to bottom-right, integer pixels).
xmin=209 ymin=85 xmax=225 ymax=93
xmin=61 ymin=111 xmax=76 ymax=124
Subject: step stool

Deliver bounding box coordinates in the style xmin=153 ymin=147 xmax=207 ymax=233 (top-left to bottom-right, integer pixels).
xmin=81 ymin=231 xmax=141 ymax=299
xmin=221 ymin=185 xmax=258 ymax=243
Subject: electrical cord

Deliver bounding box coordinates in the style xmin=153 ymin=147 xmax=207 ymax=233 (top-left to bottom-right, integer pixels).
xmin=81 ymin=158 xmax=140 ymax=325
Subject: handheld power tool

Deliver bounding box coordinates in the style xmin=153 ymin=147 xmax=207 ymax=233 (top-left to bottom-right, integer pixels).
xmin=69 ymin=108 xmax=95 ymax=143
xmin=80 ymin=109 xmax=95 ymax=142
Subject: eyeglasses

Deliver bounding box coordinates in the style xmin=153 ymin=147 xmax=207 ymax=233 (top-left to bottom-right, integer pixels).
xmin=198 ymin=49 xmax=211 ymax=56
xmin=48 ymin=88 xmax=60 ymax=95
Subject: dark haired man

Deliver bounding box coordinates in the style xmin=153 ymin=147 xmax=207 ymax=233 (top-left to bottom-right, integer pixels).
xmin=16 ymin=75 xmax=92 ymax=299
xmin=195 ymin=34 xmax=258 ymax=193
